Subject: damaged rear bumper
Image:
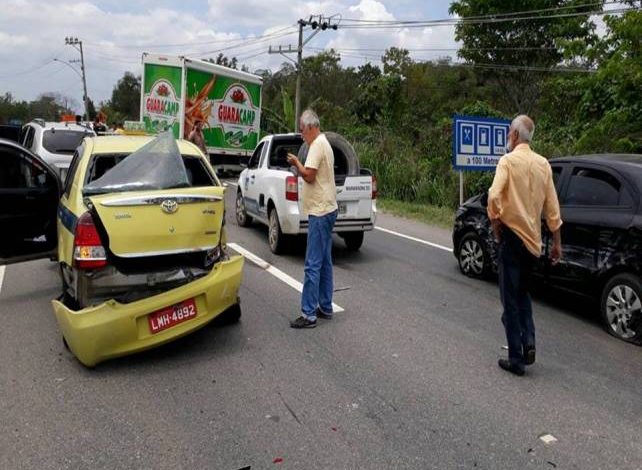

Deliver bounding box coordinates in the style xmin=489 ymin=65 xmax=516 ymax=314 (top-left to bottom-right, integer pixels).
xmin=51 ymin=255 xmax=244 ymax=367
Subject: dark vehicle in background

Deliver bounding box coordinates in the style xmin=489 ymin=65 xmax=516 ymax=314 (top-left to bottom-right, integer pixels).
xmin=0 ymin=124 xmax=21 ymax=142
xmin=453 ymin=154 xmax=642 ymax=344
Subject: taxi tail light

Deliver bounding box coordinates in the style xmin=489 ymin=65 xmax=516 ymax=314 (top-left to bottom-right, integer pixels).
xmin=73 ymin=212 xmax=107 ymax=269
xmin=372 ymin=175 xmax=378 ymax=200
xmin=285 ymin=175 xmax=298 ymax=201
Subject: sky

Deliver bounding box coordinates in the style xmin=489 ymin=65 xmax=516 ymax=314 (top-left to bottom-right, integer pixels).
xmin=0 ymin=0 xmax=458 ymax=112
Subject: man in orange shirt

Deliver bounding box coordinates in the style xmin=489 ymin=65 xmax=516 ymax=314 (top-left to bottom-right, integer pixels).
xmin=487 ymin=115 xmax=562 ymax=376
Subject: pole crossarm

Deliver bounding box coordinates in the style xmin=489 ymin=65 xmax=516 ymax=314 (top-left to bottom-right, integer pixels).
xmin=267 ymin=14 xmax=339 ymax=131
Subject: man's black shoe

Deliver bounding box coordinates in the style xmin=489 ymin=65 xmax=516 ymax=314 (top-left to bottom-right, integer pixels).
xmin=498 ymin=358 xmax=525 ymax=376
xmin=524 ymin=345 xmax=536 ymax=366
xmin=316 ymin=308 xmax=333 ymax=320
xmin=290 ymin=316 xmax=317 ymax=329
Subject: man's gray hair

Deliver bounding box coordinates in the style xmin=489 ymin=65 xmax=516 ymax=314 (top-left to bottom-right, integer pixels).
xmin=300 ymin=109 xmax=320 ymax=129
xmin=510 ymin=114 xmax=535 ymax=143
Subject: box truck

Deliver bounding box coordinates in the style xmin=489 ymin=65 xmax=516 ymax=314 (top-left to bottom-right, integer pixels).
xmin=140 ymin=53 xmax=262 ymax=171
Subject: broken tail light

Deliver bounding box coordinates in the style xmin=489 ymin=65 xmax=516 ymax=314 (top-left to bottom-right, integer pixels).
xmin=73 ymin=212 xmax=107 ymax=269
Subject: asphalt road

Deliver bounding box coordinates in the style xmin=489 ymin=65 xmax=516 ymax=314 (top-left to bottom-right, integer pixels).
xmin=0 ymin=183 xmax=640 ymax=470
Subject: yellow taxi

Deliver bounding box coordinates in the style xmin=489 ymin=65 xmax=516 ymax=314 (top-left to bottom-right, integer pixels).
xmin=0 ymin=133 xmax=243 ymax=367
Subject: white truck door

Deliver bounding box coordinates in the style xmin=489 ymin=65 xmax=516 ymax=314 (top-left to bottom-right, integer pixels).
xmin=241 ymin=141 xmax=266 ymax=217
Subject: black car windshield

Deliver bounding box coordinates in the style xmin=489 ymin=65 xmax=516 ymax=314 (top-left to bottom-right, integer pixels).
xmin=83 ymin=132 xmax=216 ymax=196
xmin=43 ymin=129 xmax=91 ymax=154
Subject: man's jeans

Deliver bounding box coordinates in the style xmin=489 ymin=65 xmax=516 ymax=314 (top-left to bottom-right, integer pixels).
xmin=498 ymin=228 xmax=537 ymax=369
xmin=301 ymin=210 xmax=338 ymax=320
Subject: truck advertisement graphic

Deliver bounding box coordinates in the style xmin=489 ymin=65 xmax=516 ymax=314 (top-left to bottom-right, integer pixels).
xmin=142 ymin=63 xmax=182 ymax=138
xmin=141 ymin=54 xmax=262 ymax=161
xmin=185 ymin=69 xmax=261 ymax=152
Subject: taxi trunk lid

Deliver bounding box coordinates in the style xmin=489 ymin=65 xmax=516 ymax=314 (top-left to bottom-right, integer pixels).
xmin=88 ymin=187 xmax=225 ymax=258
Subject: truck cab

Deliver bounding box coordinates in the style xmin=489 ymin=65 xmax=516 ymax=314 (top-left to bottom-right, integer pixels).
xmin=235 ymin=132 xmax=377 ymax=253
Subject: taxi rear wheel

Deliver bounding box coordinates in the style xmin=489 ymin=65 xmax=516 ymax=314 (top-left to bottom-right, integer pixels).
xmin=215 ymin=302 xmax=241 ymax=326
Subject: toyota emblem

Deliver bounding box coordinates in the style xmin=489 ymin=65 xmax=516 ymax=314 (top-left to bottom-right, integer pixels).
xmin=160 ymin=199 xmax=178 ymax=214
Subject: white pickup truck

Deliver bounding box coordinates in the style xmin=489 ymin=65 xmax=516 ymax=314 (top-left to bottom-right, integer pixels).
xmin=235 ymin=132 xmax=377 ymax=253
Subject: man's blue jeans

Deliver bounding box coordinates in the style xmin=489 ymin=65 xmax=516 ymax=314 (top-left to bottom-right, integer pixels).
xmin=301 ymin=210 xmax=337 ymax=320
xmin=498 ymin=228 xmax=537 ymax=370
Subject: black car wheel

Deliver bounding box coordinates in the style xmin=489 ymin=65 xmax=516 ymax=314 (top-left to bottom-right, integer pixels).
xmin=235 ymin=191 xmax=252 ymax=227
xmin=214 ymin=302 xmax=242 ymax=325
xmin=601 ymin=273 xmax=642 ymax=343
xmin=342 ymin=231 xmax=364 ymax=251
xmin=457 ymin=232 xmax=489 ymax=278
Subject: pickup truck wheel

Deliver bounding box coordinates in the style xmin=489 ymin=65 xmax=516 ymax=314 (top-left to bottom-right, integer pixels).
xmin=236 ymin=191 xmax=252 ymax=227
xmin=600 ymin=273 xmax=642 ymax=343
xmin=343 ymin=232 xmax=364 ymax=251
xmin=268 ymin=209 xmax=286 ymax=254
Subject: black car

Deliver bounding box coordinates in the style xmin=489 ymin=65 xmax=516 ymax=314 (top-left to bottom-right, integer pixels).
xmin=453 ymin=154 xmax=642 ymax=344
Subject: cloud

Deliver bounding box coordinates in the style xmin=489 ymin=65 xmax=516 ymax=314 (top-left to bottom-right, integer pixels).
xmin=0 ymin=0 xmax=458 ymax=108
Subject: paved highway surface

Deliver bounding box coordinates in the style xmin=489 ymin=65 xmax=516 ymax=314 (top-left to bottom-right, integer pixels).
xmin=0 ymin=183 xmax=640 ymax=469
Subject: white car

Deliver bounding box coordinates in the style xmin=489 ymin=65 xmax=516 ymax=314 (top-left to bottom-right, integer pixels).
xmin=20 ymin=119 xmax=95 ymax=182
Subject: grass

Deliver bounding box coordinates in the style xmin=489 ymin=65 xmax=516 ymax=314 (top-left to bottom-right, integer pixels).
xmin=377 ymin=198 xmax=455 ymax=229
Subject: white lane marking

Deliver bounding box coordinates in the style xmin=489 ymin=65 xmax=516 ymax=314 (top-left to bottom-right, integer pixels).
xmin=0 ymin=266 xmax=5 ymax=294
xmin=226 ymin=181 xmax=238 ymax=187
xmin=228 ymin=242 xmax=345 ymax=313
xmin=375 ymin=226 xmax=453 ymax=253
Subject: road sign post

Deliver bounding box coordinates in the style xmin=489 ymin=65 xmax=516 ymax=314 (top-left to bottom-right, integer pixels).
xmin=452 ymin=115 xmax=511 ymax=204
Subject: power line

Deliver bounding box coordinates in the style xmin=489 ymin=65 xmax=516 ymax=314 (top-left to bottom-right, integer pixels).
xmin=338 ymin=6 xmax=640 ymax=29
xmin=83 ymin=25 xmax=297 ymax=49
xmin=341 ymin=1 xmax=616 ymax=24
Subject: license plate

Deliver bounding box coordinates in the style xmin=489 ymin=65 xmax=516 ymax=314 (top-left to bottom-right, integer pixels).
xmin=338 ymin=202 xmax=347 ymax=214
xmin=148 ymin=299 xmax=197 ymax=334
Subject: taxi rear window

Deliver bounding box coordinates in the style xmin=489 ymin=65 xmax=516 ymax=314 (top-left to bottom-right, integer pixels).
xmin=86 ymin=153 xmax=217 ymax=187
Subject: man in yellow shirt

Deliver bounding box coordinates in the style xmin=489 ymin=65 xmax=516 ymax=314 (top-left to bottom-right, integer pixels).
xmin=487 ymin=115 xmax=562 ymax=376
xmin=287 ymin=109 xmax=338 ymax=328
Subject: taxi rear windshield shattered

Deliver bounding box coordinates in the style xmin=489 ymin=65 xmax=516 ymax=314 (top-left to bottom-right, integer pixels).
xmin=83 ymin=132 xmax=190 ymax=196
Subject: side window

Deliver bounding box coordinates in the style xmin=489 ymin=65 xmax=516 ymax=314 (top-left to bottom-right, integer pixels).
xmin=564 ymin=167 xmax=620 ymax=206
xmin=258 ymin=141 xmax=269 ymax=168
xmin=25 ymin=127 xmax=35 ymax=150
xmin=64 ymin=148 xmax=83 ymax=197
xmin=0 ymin=145 xmax=51 ymax=189
xmin=20 ymin=126 xmax=29 ymax=145
xmin=248 ymin=143 xmax=264 ymax=169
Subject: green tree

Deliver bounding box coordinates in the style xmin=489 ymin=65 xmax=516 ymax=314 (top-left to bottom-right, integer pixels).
xmin=449 ymin=0 xmax=601 ymax=113
xmin=206 ymin=54 xmax=238 ymax=69
xmin=109 ymin=72 xmax=141 ymax=120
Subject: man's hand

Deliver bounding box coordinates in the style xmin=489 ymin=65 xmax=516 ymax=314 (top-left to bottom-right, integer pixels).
xmin=550 ymin=229 xmax=562 ymax=265
xmin=286 ymin=153 xmax=299 ymax=166
xmin=490 ymin=219 xmax=502 ymax=243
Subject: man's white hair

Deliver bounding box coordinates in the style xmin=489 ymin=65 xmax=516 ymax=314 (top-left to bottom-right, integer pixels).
xmin=510 ymin=114 xmax=535 ymax=143
xmin=300 ymin=109 xmax=320 ymax=128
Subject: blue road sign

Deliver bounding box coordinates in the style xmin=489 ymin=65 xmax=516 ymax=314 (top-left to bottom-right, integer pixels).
xmin=453 ymin=115 xmax=511 ymax=171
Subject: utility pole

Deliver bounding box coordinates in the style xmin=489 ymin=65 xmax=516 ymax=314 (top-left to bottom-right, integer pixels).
xmin=268 ymin=15 xmax=338 ymax=131
xmin=65 ymin=37 xmax=90 ymax=121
